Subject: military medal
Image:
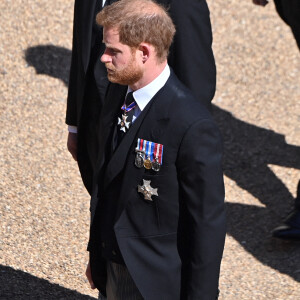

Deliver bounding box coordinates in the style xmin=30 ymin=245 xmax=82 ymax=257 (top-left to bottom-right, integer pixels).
xmin=135 ymin=139 xmax=146 ymax=168
xmin=138 ymin=179 xmax=158 ymax=201
xmin=135 ymin=150 xmax=145 ymax=168
xmin=144 ymin=157 xmax=152 ymax=169
xmin=118 ymin=114 xmax=130 ymax=132
xmin=152 ymin=158 xmax=161 ymax=172
xmin=144 ymin=141 xmax=153 ymax=169
xmin=135 ymin=138 xmax=164 ymax=171
xmin=119 ymin=95 xmax=137 ymax=132
xmin=152 ymin=143 xmax=162 ymax=172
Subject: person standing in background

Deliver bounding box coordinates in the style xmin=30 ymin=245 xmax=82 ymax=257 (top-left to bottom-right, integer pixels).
xmin=66 ymin=0 xmax=110 ymax=194
xmin=253 ymin=0 xmax=300 ymax=239
xmin=66 ymin=0 xmax=217 ymax=195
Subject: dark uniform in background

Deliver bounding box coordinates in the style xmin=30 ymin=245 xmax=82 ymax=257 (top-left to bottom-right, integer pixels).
xmin=253 ymin=0 xmax=300 ymax=239
xmin=272 ymin=0 xmax=300 ymax=239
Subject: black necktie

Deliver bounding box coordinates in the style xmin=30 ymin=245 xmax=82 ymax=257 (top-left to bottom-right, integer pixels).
xmin=111 ymin=92 xmax=137 ymax=153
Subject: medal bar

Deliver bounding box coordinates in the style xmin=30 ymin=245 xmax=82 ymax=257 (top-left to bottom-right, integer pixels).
xmin=135 ymin=138 xmax=164 ymax=171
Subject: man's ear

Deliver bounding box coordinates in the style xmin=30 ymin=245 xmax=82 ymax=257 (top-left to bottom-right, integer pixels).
xmin=138 ymin=43 xmax=151 ymax=63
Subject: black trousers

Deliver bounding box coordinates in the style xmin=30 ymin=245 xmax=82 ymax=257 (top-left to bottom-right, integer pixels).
xmin=274 ymin=0 xmax=300 ymax=211
xmin=98 ymin=262 xmax=143 ymax=300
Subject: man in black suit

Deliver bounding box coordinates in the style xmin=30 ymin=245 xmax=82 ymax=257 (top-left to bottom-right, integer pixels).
xmin=85 ymin=1 xmax=226 ymax=299
xmin=253 ymin=0 xmax=300 ymax=240
xmin=66 ymin=0 xmax=216 ymax=195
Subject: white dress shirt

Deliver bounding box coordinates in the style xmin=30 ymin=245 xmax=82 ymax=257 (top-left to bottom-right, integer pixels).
xmin=128 ymin=64 xmax=170 ymax=122
xmin=68 ymin=65 xmax=170 ymax=132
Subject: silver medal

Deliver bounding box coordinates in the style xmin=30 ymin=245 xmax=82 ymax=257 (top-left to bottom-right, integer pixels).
xmin=118 ymin=114 xmax=130 ymax=132
xmin=138 ymin=179 xmax=158 ymax=201
xmin=135 ymin=151 xmax=145 ymax=168
xmin=152 ymin=158 xmax=161 ymax=172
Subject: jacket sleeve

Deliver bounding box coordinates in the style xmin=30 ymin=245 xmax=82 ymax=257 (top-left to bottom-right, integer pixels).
xmin=66 ymin=1 xmax=80 ymax=126
xmin=176 ymin=118 xmax=226 ymax=300
xmin=168 ymin=0 xmax=216 ymax=108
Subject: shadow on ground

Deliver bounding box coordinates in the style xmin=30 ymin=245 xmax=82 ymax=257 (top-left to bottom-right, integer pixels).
xmin=25 ymin=45 xmax=71 ymax=86
xmin=213 ymin=105 xmax=300 ymax=282
xmin=0 ymin=265 xmax=96 ymax=299
xmin=23 ymin=45 xmax=300 ymax=284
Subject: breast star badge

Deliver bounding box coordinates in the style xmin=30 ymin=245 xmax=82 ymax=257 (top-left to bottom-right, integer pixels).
xmin=138 ymin=179 xmax=158 ymax=201
xmin=118 ymin=114 xmax=130 ymax=132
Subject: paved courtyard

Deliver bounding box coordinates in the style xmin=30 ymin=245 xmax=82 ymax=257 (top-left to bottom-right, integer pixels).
xmin=0 ymin=0 xmax=299 ymax=299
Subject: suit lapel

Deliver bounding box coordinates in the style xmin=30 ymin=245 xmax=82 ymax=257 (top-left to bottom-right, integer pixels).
xmin=103 ymin=101 xmax=152 ymax=189
xmin=96 ymin=84 xmax=127 ymax=175
xmin=103 ymin=75 xmax=175 ymax=190
xmin=113 ymin=77 xmax=176 ymax=219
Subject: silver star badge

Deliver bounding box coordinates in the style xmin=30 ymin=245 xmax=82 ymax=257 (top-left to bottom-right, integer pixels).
xmin=138 ymin=179 xmax=158 ymax=201
xmin=118 ymin=114 xmax=130 ymax=132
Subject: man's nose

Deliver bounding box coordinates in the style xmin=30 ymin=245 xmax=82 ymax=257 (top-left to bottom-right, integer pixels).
xmin=101 ymin=49 xmax=111 ymax=63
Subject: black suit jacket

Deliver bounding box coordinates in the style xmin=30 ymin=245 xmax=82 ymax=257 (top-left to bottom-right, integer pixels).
xmin=89 ymin=71 xmax=226 ymax=299
xmin=65 ymin=0 xmax=216 ymax=194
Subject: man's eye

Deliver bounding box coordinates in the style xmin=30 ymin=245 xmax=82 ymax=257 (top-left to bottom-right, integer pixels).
xmin=108 ymin=49 xmax=117 ymax=55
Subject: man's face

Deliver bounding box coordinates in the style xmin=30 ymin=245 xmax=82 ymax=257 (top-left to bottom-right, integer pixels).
xmin=101 ymin=27 xmax=143 ymax=86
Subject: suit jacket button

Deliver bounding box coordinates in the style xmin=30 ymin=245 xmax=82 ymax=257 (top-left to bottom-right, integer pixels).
xmin=112 ymin=250 xmax=117 ymax=256
xmin=101 ymin=242 xmax=105 ymax=248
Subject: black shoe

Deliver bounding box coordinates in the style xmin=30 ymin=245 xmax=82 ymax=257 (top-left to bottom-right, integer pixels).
xmin=272 ymin=210 xmax=300 ymax=240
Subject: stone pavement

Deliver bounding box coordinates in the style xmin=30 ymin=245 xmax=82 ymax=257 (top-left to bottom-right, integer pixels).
xmin=0 ymin=0 xmax=299 ymax=299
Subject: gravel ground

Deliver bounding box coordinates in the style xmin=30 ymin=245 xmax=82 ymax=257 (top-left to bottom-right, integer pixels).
xmin=0 ymin=0 xmax=299 ymax=299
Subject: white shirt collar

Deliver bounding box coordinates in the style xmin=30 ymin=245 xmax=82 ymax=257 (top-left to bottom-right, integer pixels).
xmin=127 ymin=64 xmax=170 ymax=112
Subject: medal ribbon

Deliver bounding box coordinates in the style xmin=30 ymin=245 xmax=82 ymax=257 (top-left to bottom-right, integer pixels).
xmin=154 ymin=143 xmax=163 ymax=164
xmin=142 ymin=139 xmax=146 ymax=153
xmin=121 ymin=101 xmax=137 ymax=113
xmin=136 ymin=139 xmax=163 ymax=164
xmin=145 ymin=141 xmax=154 ymax=160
